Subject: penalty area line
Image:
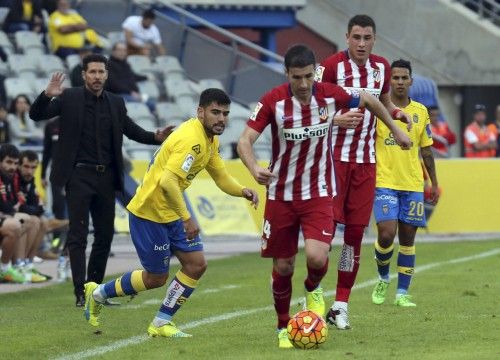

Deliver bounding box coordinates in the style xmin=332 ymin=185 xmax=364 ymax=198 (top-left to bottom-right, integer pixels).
xmin=53 ymin=247 xmax=500 ymax=360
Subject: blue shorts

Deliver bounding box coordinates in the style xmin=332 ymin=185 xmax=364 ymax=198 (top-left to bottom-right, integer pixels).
xmin=129 ymin=213 xmax=203 ymax=274
xmin=373 ymin=188 xmax=426 ymax=227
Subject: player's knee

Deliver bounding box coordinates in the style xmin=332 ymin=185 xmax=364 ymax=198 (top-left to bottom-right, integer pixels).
xmin=184 ymin=260 xmax=207 ymax=279
xmin=274 ymin=259 xmax=294 ymax=276
xmin=378 ymin=228 xmax=396 ymax=247
xmin=144 ymin=272 xmax=168 ymax=289
xmin=0 ymin=218 xmax=22 ymax=237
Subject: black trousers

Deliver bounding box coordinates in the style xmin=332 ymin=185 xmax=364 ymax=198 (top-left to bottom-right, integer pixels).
xmin=51 ymin=182 xmax=67 ymax=243
xmin=65 ymin=166 xmax=116 ymax=297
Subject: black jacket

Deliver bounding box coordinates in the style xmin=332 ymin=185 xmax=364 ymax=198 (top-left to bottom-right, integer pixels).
xmin=29 ymin=87 xmax=159 ymax=190
xmin=16 ymin=171 xmax=44 ymax=216
xmin=106 ymin=56 xmax=147 ymax=94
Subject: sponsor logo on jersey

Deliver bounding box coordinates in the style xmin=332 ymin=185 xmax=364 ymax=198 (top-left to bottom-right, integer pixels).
xmin=191 ymin=144 xmax=201 ymax=154
xmin=181 ymin=154 xmax=194 ymax=172
xmin=384 ymin=132 xmax=399 ymax=146
xmin=314 ymin=66 xmax=325 ymax=81
xmin=376 ymin=194 xmax=397 ymax=204
xmin=282 ymin=122 xmax=330 ymax=141
xmin=249 ymin=102 xmax=263 ymax=121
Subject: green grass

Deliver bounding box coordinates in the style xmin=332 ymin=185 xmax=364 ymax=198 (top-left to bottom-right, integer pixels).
xmin=1 ymin=240 xmax=499 ymax=360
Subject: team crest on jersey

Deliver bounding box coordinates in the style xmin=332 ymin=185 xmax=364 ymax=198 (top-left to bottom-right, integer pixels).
xmin=249 ymin=102 xmax=263 ymax=121
xmin=373 ymin=69 xmax=381 ymax=82
xmin=413 ymin=114 xmax=419 ymax=124
xmin=318 ymin=106 xmax=329 ymax=121
xmin=382 ymin=204 xmax=389 ymax=215
xmin=314 ymin=66 xmax=325 ymax=81
xmin=191 ymin=144 xmax=201 ymax=154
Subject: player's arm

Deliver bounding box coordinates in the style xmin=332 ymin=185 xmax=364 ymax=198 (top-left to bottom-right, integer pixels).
xmin=123 ymin=28 xmax=141 ymax=50
xmin=159 ymin=169 xmax=198 ymax=240
xmin=206 ymin=161 xmax=259 ymax=208
xmin=237 ymin=127 xmax=275 ymax=185
xmin=359 ymin=91 xmax=412 ymax=149
xmin=421 ymin=146 xmax=439 ymax=204
xmin=379 ymin=92 xmax=412 ymax=130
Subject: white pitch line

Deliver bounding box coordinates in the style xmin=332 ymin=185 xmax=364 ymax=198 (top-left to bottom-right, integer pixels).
xmin=53 ymin=248 xmax=500 ymax=360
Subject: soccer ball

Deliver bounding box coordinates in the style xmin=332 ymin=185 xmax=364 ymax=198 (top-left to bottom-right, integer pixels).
xmin=287 ymin=310 xmax=328 ymax=349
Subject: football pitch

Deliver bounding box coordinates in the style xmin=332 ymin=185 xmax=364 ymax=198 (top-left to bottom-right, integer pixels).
xmin=2 ymin=239 xmax=499 ymax=360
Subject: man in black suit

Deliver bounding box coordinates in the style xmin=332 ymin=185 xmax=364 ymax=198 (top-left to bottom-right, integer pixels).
xmin=30 ymin=54 xmax=172 ymax=306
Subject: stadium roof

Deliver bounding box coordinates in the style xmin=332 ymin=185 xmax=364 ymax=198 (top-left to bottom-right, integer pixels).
xmin=164 ymin=0 xmax=307 ymax=10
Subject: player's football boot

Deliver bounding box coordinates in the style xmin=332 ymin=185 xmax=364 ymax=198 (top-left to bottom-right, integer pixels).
xmin=394 ymin=294 xmax=416 ymax=307
xmin=304 ymin=286 xmax=325 ymax=317
xmin=0 ymin=266 xmax=26 ymax=283
xmin=84 ymin=282 xmax=103 ymax=327
xmin=326 ymin=307 xmax=351 ymax=330
xmin=277 ymin=328 xmax=293 ymax=349
xmin=371 ymin=280 xmax=390 ymax=305
xmin=147 ymin=322 xmax=192 ymax=338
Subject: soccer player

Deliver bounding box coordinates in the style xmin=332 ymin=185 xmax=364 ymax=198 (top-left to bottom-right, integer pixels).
xmin=237 ymin=44 xmax=411 ymax=348
xmin=83 ymin=88 xmax=259 ymax=337
xmin=315 ymin=14 xmax=413 ymax=329
xmin=371 ymin=59 xmax=439 ymax=307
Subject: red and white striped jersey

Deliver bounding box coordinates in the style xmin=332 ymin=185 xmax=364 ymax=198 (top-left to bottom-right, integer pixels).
xmin=316 ymin=50 xmax=391 ymax=163
xmin=247 ymin=82 xmax=360 ymax=201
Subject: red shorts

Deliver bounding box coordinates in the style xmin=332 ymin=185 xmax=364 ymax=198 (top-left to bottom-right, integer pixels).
xmin=260 ymin=197 xmax=334 ymax=259
xmin=333 ymin=161 xmax=375 ymax=226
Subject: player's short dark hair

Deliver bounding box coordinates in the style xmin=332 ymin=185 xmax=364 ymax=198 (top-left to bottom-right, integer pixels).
xmin=348 ymin=14 xmax=376 ymax=34
xmin=20 ymin=150 xmax=38 ymax=163
xmin=82 ymin=54 xmax=108 ymax=71
xmin=143 ymin=9 xmax=156 ymax=19
xmin=284 ymin=44 xmax=316 ymax=70
xmin=391 ymin=58 xmax=412 ymax=76
xmin=0 ymin=144 xmax=20 ymax=162
xmin=199 ymin=88 xmax=231 ymax=108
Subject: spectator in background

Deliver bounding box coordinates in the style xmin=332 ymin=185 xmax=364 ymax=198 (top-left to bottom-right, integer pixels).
xmin=41 ymin=0 xmax=57 ymax=14
xmin=428 ymin=105 xmax=456 ymax=158
xmin=48 ymin=0 xmax=102 ymax=59
xmin=122 ymin=8 xmax=166 ymax=56
xmin=106 ymin=41 xmax=156 ymax=112
xmin=69 ymin=45 xmax=93 ymax=87
xmin=486 ymin=105 xmax=500 ymax=157
xmin=0 ymin=103 xmax=11 ymax=144
xmin=463 ymin=104 xmax=497 ymax=158
xmin=8 ymin=94 xmax=43 ymax=146
xmin=2 ymin=0 xmax=44 ymax=33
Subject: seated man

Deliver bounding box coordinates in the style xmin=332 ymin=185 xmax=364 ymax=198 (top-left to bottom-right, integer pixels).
xmin=0 ymin=215 xmax=24 ymax=283
xmin=17 ymin=150 xmax=68 ymax=260
xmin=122 ymin=8 xmax=166 ymax=56
xmin=48 ymin=0 xmax=102 ymax=59
xmin=0 ymin=144 xmax=48 ymax=283
xmin=106 ymin=41 xmax=155 ymax=112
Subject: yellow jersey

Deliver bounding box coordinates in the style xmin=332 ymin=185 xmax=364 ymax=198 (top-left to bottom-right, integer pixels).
xmin=127 ymin=118 xmax=226 ymax=223
xmin=375 ymin=100 xmax=433 ymax=192
xmin=48 ymin=10 xmax=87 ymax=51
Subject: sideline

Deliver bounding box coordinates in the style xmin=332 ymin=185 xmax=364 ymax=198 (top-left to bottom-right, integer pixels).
xmin=53 ymin=247 xmax=500 ymax=360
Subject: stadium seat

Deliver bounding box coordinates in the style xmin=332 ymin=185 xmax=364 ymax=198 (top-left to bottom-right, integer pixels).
xmin=229 ymin=102 xmax=251 ymax=123
xmin=0 ymin=7 xmax=9 ymax=25
xmin=14 ymin=31 xmax=45 ymax=54
xmin=125 ymin=102 xmax=157 ymax=129
xmin=8 ymin=54 xmax=38 ymax=78
xmin=4 ymin=77 xmax=34 ymax=101
xmin=0 ymin=31 xmax=14 ymax=54
xmin=0 ymin=60 xmax=8 ymax=76
xmin=137 ymin=80 xmax=161 ymax=101
xmin=198 ymin=78 xmax=225 ymax=92
xmin=127 ymin=55 xmax=156 ymax=78
xmin=164 ymin=77 xmax=196 ymax=100
xmin=155 ymin=55 xmax=185 ymax=78
xmin=218 ymin=143 xmax=234 ymax=159
xmin=38 ymin=55 xmax=66 ymax=77
xmin=107 ymin=31 xmax=123 ymax=47
xmin=156 ymin=101 xmax=187 ymax=126
xmin=65 ymin=54 xmax=81 ymax=71
xmin=126 ymin=146 xmax=155 ymax=160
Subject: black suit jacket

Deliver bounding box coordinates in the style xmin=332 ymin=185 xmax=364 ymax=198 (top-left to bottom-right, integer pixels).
xmin=30 ymin=87 xmax=159 ymax=190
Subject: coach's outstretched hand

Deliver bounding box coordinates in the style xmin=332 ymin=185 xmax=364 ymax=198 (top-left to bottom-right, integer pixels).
xmin=154 ymin=125 xmax=175 ymax=143
xmin=45 ymin=72 xmax=66 ymax=98
xmin=242 ymin=188 xmax=259 ymax=209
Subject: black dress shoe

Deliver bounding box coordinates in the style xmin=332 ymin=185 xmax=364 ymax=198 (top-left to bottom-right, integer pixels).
xmin=75 ymin=294 xmax=85 ymax=307
xmin=103 ymin=299 xmax=121 ymax=306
